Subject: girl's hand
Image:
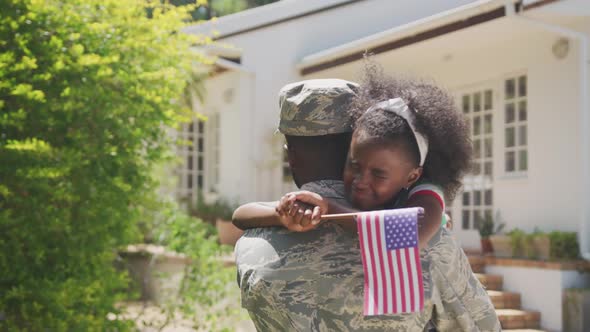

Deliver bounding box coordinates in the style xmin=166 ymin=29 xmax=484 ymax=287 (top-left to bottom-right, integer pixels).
xmin=275 ymin=191 xmax=328 ymax=232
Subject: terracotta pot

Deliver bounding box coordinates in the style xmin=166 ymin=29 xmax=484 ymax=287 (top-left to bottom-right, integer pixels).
xmin=216 ymin=218 xmax=244 ymax=246
xmin=481 ymin=238 xmax=494 ymax=255
xmin=489 ymin=235 xmax=512 ymax=258
xmin=119 ymin=244 xmax=190 ymax=305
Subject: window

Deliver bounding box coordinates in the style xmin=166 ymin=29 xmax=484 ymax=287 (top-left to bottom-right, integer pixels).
xmin=460 ymin=88 xmax=494 ymax=230
xmin=207 ymin=113 xmax=220 ymax=192
xmin=177 ymin=120 xmax=206 ymax=204
xmin=504 ymin=75 xmax=528 ymax=173
xmin=463 ymin=89 xmax=494 ymax=177
xmin=461 ymin=189 xmax=493 ymax=230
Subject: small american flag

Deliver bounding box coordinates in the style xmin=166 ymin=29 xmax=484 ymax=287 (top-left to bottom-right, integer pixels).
xmin=356 ymin=207 xmax=424 ymax=316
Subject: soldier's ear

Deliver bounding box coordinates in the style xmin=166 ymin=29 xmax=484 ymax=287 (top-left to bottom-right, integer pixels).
xmin=287 ymin=147 xmax=298 ymax=170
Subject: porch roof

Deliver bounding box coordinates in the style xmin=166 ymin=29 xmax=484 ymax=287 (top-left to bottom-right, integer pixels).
xmin=297 ymin=0 xmax=563 ymax=75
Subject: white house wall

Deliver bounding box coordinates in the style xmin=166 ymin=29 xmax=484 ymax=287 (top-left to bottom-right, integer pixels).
xmin=305 ymin=17 xmax=590 ymax=246
xmin=204 ymin=0 xmax=478 ymax=202
xmin=202 ymin=71 xmax=245 ymax=204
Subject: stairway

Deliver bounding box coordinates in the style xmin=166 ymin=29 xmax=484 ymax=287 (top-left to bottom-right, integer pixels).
xmin=468 ymin=256 xmax=546 ymax=331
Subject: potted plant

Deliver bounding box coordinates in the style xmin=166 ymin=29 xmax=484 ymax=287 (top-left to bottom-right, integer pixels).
xmin=523 ymin=228 xmax=550 ymax=260
xmin=563 ymin=288 xmax=590 ymax=331
xmin=549 ymin=231 xmax=580 ymax=260
xmin=192 ymin=196 xmax=242 ymax=246
xmin=478 ymin=217 xmax=494 ymax=255
xmin=478 ymin=214 xmax=505 ymax=255
xmin=508 ymin=228 xmax=526 ymax=258
xmin=117 ymin=204 xmax=200 ymax=305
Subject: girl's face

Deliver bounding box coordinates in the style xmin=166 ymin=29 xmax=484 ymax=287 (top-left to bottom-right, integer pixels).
xmin=343 ymin=132 xmax=422 ymax=211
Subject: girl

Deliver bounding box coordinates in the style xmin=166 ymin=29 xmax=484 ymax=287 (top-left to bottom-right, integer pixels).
xmin=276 ymin=65 xmax=471 ymax=248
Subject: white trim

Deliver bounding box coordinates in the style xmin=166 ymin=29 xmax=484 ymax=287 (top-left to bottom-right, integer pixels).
xmin=182 ymin=0 xmax=354 ymax=38
xmin=297 ymin=0 xmax=520 ymax=72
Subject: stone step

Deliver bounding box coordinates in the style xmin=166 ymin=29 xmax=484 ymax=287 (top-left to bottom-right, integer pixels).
xmin=487 ymin=290 xmax=521 ymax=309
xmin=496 ymin=309 xmax=541 ymax=330
xmin=467 ymin=255 xmax=486 ymax=273
xmin=475 ymin=273 xmax=503 ymax=290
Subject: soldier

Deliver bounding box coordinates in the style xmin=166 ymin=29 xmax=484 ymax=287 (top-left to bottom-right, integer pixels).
xmin=234 ymin=79 xmax=501 ymax=331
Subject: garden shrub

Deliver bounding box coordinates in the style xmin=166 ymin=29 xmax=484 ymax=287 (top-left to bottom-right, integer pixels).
xmin=0 ymin=0 xmax=209 ymax=329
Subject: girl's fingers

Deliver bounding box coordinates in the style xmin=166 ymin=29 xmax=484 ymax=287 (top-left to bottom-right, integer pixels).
xmin=293 ymin=191 xmax=322 ymax=206
xmin=311 ymin=206 xmax=321 ymax=225
xmin=300 ymin=209 xmax=313 ymax=227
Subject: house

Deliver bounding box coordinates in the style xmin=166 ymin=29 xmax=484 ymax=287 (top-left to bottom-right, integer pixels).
xmin=182 ymin=1 xmax=590 ymax=330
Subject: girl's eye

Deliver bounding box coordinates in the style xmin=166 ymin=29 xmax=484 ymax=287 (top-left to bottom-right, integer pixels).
xmin=371 ymin=170 xmax=388 ymax=179
xmin=348 ymin=160 xmax=360 ymax=171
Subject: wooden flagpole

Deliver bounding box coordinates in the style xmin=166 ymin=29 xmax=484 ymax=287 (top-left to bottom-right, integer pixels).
xmin=320 ymin=212 xmax=359 ymax=221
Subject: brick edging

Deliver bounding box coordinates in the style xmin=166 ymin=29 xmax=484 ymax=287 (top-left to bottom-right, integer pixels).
xmin=482 ymin=256 xmax=590 ymax=271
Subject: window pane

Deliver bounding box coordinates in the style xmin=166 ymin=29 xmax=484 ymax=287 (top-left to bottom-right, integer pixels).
xmin=187 ymin=155 xmax=193 ymax=170
xmin=485 ymin=190 xmax=493 ymax=205
xmin=473 ymin=117 xmax=481 ymax=135
xmin=484 ymin=114 xmax=492 ymax=134
xmin=462 ymin=95 xmax=470 ymax=114
xmin=505 ymin=103 xmax=515 ymax=123
xmin=519 ymin=125 xmax=527 ymax=146
xmin=474 ymin=139 xmax=481 ymax=158
xmin=505 ymin=79 xmax=515 ymax=99
xmin=198 ymin=121 xmax=204 ymax=133
xmin=518 ymin=75 xmax=527 ymax=97
xmin=474 ymin=210 xmax=483 ymax=229
xmin=463 ymin=192 xmax=470 ymax=205
xmin=474 ymin=92 xmax=481 ymax=112
xmin=484 ymin=90 xmax=493 ymax=110
xmin=506 ymin=151 xmax=516 ymax=172
xmin=519 ymin=100 xmax=527 ymax=121
xmin=484 ymin=138 xmax=492 ymax=158
xmin=473 ymin=162 xmax=481 ymax=175
xmin=484 ymin=161 xmax=493 ymax=176
xmin=474 ymin=191 xmax=482 ymax=206
xmin=519 ymin=150 xmax=528 ymax=171
xmin=188 ymin=122 xmax=194 ymax=133
xmin=197 ymin=175 xmax=203 ymax=188
xmin=198 ymin=156 xmax=203 ymax=170
xmin=187 ymin=174 xmax=193 ymax=189
xmin=198 ymin=138 xmax=203 ymax=152
xmin=484 ymin=209 xmax=493 ymax=222
xmin=462 ymin=210 xmax=471 ymax=230
xmin=505 ymin=127 xmax=515 ymax=147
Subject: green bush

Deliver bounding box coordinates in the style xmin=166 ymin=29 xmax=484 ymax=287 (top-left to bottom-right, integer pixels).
xmin=151 ymin=203 xmax=239 ymax=330
xmin=549 ymin=231 xmax=580 ymax=260
xmin=0 ymin=0 xmax=209 ymax=329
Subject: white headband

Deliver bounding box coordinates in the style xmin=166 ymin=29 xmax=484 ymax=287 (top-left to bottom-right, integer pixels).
xmin=366 ymin=98 xmax=429 ymax=166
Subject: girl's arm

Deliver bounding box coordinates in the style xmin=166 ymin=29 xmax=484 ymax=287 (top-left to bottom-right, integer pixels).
xmin=232 ymin=201 xmax=281 ymax=230
xmin=290 ymin=192 xmax=359 ymax=233
xmin=232 ymin=192 xmax=324 ymax=232
xmin=406 ymin=194 xmax=444 ymax=249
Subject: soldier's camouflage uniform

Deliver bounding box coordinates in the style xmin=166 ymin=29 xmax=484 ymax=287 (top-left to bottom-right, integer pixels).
xmin=236 ymin=180 xmax=501 ymax=331
xmin=235 ymin=79 xmax=501 ymax=331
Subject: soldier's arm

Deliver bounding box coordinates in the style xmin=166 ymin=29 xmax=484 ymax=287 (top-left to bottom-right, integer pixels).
xmin=232 ymin=201 xmax=281 ymax=230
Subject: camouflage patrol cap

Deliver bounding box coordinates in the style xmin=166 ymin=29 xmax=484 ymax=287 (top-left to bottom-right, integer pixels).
xmin=278 ymin=79 xmax=359 ymax=136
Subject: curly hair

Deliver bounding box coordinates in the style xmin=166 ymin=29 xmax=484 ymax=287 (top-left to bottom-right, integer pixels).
xmin=350 ymin=61 xmax=472 ymax=201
